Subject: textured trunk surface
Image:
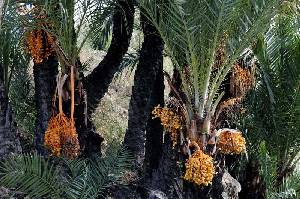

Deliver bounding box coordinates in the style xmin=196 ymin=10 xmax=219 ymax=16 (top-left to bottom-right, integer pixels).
xmin=73 ymin=90 xmax=104 ymax=157
xmin=239 ymin=160 xmax=265 ymax=199
xmin=145 ymin=135 xmax=183 ymax=198
xmin=123 ymin=13 xmax=164 ymax=168
xmin=33 ymin=55 xmax=58 ymax=154
xmin=144 ymin=60 xmax=164 ymax=179
xmin=144 ymin=71 xmax=185 ymax=199
xmin=74 ymin=0 xmax=134 ymax=156
xmin=0 ymin=73 xmax=21 ymax=159
xmin=84 ymin=0 xmax=135 ymax=115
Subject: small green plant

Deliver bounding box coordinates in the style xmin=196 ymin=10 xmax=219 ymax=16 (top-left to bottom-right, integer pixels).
xmin=0 ymin=145 xmax=132 ymax=199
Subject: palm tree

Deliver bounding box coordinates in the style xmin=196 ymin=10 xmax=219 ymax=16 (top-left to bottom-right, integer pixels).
xmin=0 ymin=146 xmax=132 ymax=199
xmin=13 ymin=0 xmax=135 ymax=156
xmin=133 ymin=0 xmax=283 ymax=198
xmin=124 ymin=9 xmax=164 ymax=170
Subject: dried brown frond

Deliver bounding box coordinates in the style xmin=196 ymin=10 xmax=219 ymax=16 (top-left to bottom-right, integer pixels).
xmin=214 ymin=97 xmax=242 ymax=124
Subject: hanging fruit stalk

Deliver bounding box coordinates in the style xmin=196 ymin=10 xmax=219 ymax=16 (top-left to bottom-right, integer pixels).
xmin=25 ymin=18 xmax=55 ymax=64
xmin=44 ymin=74 xmax=69 ymax=157
xmin=44 ymin=66 xmax=80 ymax=159
xmin=71 ymin=66 xmax=75 ymax=122
xmin=152 ymin=105 xmax=181 ymax=148
xmin=61 ymin=66 xmax=80 ymax=159
xmin=152 ymin=60 xmax=251 ymax=186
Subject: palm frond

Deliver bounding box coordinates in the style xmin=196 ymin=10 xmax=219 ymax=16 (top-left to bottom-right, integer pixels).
xmin=241 ymin=4 xmax=300 ymax=195
xmin=6 ymin=0 xmax=115 ymax=67
xmin=0 ymin=146 xmax=132 ymax=199
xmin=89 ymin=1 xmax=115 ymax=50
xmin=0 ymin=2 xmax=25 ymax=93
xmin=257 ymin=141 xmax=277 ymax=197
xmin=118 ymin=51 xmax=140 ymax=74
xmin=65 ymin=145 xmax=133 ymax=199
xmin=0 ymin=0 xmax=35 ymax=137
xmin=0 ymin=153 xmax=62 ymax=199
xmin=246 ymin=6 xmax=300 ymax=155
xmin=139 ymin=0 xmax=281 ymax=119
xmin=268 ymin=173 xmax=300 ymax=199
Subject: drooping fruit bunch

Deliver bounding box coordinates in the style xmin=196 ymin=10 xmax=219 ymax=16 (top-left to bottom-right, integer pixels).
xmin=184 ymin=149 xmax=215 ymax=186
xmin=44 ymin=112 xmax=67 ymax=157
xmin=152 ymin=105 xmax=181 ymax=147
xmin=217 ymin=129 xmax=246 ymax=155
xmin=25 ymin=29 xmax=55 ymax=64
xmin=44 ymin=112 xmax=80 ymax=159
xmin=44 ymin=67 xmax=80 ymax=159
xmin=61 ymin=121 xmax=80 ymax=159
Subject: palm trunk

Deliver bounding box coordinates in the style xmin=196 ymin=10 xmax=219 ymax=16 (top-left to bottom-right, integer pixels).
xmin=0 ymin=68 xmax=21 ymax=159
xmin=145 ymin=71 xmax=185 ymax=198
xmin=84 ymin=0 xmax=135 ymax=115
xmin=33 ymin=55 xmax=58 ymax=154
xmin=33 ymin=0 xmax=134 ymax=156
xmin=71 ymin=0 xmax=134 ymax=156
xmin=123 ymin=13 xmax=164 ymax=168
xmin=144 ymin=56 xmax=164 ymax=179
xmin=73 ymin=86 xmax=104 ymax=156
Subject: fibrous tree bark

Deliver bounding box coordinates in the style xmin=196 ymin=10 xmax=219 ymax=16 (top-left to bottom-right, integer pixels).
xmin=33 ymin=55 xmax=59 ymax=154
xmin=144 ymin=60 xmax=164 ymax=179
xmin=144 ymin=70 xmax=185 ymax=199
xmin=76 ymin=0 xmax=135 ymax=156
xmin=84 ymin=0 xmax=135 ymax=115
xmin=124 ymin=12 xmax=164 ymax=169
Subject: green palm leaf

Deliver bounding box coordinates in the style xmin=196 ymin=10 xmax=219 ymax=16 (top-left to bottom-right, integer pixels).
xmin=0 ymin=146 xmax=132 ymax=199
xmin=0 ymin=153 xmax=62 ymax=199
xmin=139 ymin=0 xmax=281 ymax=120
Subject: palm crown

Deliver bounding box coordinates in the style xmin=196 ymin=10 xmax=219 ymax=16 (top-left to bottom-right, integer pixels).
xmin=140 ymin=0 xmax=281 ymax=134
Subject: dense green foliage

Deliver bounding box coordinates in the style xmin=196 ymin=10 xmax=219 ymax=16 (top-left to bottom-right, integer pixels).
xmin=241 ymin=3 xmax=300 ymax=197
xmin=0 ymin=146 xmax=132 ymax=199
xmin=139 ymin=0 xmax=280 ymax=121
xmin=0 ymin=1 xmax=35 ymax=136
xmin=1 ymin=0 xmax=300 ymax=198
